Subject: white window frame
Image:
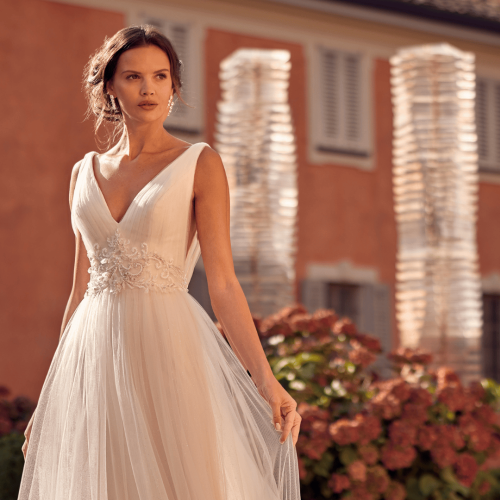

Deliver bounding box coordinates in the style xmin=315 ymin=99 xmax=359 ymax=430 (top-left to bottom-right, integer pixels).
xmin=307 ymin=43 xmax=374 ymax=170
xmin=130 ymin=10 xmax=205 ymax=135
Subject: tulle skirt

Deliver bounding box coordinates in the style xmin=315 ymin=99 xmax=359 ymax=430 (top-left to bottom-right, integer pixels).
xmin=17 ymin=289 xmax=300 ymax=500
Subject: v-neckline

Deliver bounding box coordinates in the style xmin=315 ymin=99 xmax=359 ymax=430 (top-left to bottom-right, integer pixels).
xmin=89 ymin=144 xmax=195 ymax=225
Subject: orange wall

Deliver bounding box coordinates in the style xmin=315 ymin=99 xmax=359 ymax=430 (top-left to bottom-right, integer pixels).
xmin=205 ymin=29 xmax=399 ymax=345
xmin=478 ymin=183 xmax=500 ymax=276
xmin=0 ymin=0 xmax=124 ymax=400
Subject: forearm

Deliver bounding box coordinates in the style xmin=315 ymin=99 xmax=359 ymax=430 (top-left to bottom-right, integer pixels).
xmin=210 ymin=280 xmax=275 ymax=386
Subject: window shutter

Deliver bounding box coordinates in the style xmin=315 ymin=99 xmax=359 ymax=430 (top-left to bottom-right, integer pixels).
xmin=476 ymin=78 xmax=489 ymax=162
xmin=139 ymin=16 xmax=202 ymax=133
xmin=344 ymin=53 xmax=361 ymax=144
xmin=496 ymin=83 xmax=500 ymax=165
xmin=317 ymin=47 xmax=366 ymax=155
xmin=321 ymin=49 xmax=340 ymax=143
xmin=482 ymin=294 xmax=500 ymax=381
xmin=301 ymin=279 xmax=328 ymax=313
xmin=476 ymin=77 xmax=500 ymax=172
xmin=358 ymin=283 xmax=393 ymax=378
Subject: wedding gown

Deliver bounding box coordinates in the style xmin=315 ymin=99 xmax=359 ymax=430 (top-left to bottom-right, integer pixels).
xmin=17 ymin=142 xmax=301 ymax=500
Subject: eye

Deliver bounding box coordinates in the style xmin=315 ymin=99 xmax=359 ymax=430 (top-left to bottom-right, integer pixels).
xmin=157 ymin=73 xmax=167 ymax=79
xmin=127 ymin=74 xmax=139 ymax=79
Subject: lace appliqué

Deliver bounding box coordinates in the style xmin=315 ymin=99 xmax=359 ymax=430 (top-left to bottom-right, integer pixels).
xmin=85 ymin=228 xmax=189 ymax=297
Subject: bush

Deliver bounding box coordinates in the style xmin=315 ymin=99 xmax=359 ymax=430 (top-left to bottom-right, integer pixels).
xmin=216 ymin=304 xmax=500 ymax=500
xmin=0 ymin=385 xmax=36 ymax=499
xmin=0 ymin=432 xmax=26 ymax=500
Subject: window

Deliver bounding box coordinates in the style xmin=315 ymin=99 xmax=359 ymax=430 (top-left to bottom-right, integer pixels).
xmin=328 ymin=283 xmax=360 ymax=325
xmin=301 ymin=278 xmax=392 ymax=377
xmin=475 ymin=76 xmax=500 ymax=173
xmin=138 ymin=15 xmax=204 ymax=134
xmin=482 ymin=293 xmax=500 ymax=381
xmin=310 ymin=46 xmax=371 ymax=159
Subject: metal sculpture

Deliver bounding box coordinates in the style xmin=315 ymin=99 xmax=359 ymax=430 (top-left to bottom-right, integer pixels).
xmin=214 ymin=49 xmax=298 ymax=317
xmin=390 ymin=43 xmax=483 ymax=382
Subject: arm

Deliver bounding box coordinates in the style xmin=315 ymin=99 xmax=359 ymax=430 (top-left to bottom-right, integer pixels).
xmin=193 ymin=146 xmax=301 ymax=445
xmin=23 ymin=160 xmax=90 ymax=459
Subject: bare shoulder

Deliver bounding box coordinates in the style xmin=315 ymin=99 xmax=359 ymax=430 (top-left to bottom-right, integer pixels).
xmin=194 ymin=145 xmax=227 ymax=196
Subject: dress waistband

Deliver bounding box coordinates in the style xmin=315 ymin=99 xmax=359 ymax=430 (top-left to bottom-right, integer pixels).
xmin=84 ymin=229 xmax=189 ymax=297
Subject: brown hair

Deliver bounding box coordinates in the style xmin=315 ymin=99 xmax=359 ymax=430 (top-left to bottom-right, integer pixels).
xmin=82 ymin=24 xmax=189 ymax=148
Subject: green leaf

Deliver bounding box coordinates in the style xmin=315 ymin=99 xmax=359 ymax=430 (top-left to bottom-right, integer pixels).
xmin=440 ymin=466 xmax=458 ymax=485
xmin=312 ymin=451 xmax=334 ymax=478
xmin=339 ymin=447 xmax=358 ymax=466
xmin=299 ymin=363 xmax=316 ymax=380
xmin=440 ymin=467 xmax=470 ymax=496
xmin=406 ymin=477 xmax=425 ymax=500
xmin=419 ymin=474 xmax=441 ymax=496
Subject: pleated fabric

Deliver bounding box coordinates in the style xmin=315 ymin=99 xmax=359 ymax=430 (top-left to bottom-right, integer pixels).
xmin=17 ymin=142 xmax=301 ymax=500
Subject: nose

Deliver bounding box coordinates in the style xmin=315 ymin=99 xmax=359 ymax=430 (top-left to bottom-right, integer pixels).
xmin=141 ymin=81 xmax=154 ymax=95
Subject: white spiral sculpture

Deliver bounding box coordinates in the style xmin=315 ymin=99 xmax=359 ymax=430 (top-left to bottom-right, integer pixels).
xmin=214 ymin=49 xmax=298 ymax=317
xmin=390 ymin=43 xmax=483 ymax=382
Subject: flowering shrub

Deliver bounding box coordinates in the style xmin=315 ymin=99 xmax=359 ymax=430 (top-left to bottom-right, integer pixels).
xmin=216 ymin=304 xmax=500 ymax=500
xmin=0 ymin=385 xmax=36 ymax=437
xmin=0 ymin=385 xmax=36 ymax=500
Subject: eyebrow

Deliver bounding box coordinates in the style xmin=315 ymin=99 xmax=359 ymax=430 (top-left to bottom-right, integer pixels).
xmin=121 ymin=69 xmax=170 ymax=74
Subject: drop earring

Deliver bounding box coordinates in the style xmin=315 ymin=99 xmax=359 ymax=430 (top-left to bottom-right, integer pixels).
xmin=167 ymin=95 xmax=173 ymax=117
xmin=110 ymin=94 xmax=117 ymax=112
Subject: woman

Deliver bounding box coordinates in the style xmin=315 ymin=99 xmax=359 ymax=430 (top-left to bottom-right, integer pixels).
xmin=18 ymin=24 xmax=302 ymax=500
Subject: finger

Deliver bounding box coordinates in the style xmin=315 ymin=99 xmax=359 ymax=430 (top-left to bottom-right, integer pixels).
xmin=280 ymin=407 xmax=296 ymax=444
xmin=291 ymin=414 xmax=302 ymax=446
xmin=269 ymin=397 xmax=282 ymax=431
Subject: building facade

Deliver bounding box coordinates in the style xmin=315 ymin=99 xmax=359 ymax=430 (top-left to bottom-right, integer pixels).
xmin=1 ymin=0 xmax=500 ymax=399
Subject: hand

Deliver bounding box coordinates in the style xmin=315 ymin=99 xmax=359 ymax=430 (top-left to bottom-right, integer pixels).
xmin=255 ymin=377 xmax=301 ymax=446
xmin=21 ymin=412 xmax=35 ymax=460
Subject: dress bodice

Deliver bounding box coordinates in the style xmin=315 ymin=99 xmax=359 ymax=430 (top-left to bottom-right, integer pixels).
xmin=71 ymin=143 xmax=208 ymax=297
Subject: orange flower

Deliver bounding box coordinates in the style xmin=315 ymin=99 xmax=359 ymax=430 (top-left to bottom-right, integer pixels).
xmin=370 ymin=390 xmax=401 ymax=420
xmin=430 ymin=443 xmax=457 ymax=468
xmin=349 ymin=346 xmax=377 ymax=368
xmin=436 ymin=367 xmax=461 ymax=388
xmin=385 ymin=480 xmax=406 ymax=500
xmin=296 ymin=437 xmax=330 ymax=460
xmin=352 ymin=332 xmax=382 ymax=353
xmin=328 ymin=473 xmax=350 ymax=493
xmin=355 ymin=413 xmax=382 ymax=445
xmin=381 ymin=443 xmax=416 ymax=470
xmin=401 ymin=402 xmax=428 ymax=425
xmin=333 ymin=317 xmax=357 ymax=336
xmin=348 ymin=460 xmax=367 ymax=482
xmin=479 ymin=480 xmax=491 ymax=495
xmin=311 ymin=308 xmax=338 ymax=329
xmin=350 ymin=484 xmax=375 ymax=500
xmin=389 ymin=419 xmax=418 ymax=448
xmin=358 ymin=444 xmax=379 ymax=465
xmin=454 ymin=453 xmax=478 ymax=487
xmin=329 ymin=418 xmax=360 ymax=446
xmin=366 ymin=465 xmax=390 ymax=494
xmin=417 ymin=425 xmax=438 ymax=451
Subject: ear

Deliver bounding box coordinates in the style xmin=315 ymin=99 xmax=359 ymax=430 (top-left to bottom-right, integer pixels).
xmin=106 ymin=80 xmax=115 ymax=96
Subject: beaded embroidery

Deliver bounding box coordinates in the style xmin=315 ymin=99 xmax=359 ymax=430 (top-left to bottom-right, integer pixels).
xmin=85 ymin=228 xmax=189 ymax=296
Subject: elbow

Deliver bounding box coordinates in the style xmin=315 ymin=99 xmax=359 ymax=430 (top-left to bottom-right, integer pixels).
xmin=208 ymin=276 xmax=240 ymax=306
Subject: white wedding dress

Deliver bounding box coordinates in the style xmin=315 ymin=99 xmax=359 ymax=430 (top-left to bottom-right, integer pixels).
xmin=17 ymin=142 xmax=301 ymax=500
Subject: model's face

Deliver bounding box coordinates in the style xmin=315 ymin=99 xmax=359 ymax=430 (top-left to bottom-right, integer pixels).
xmin=107 ymin=44 xmax=173 ymax=123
